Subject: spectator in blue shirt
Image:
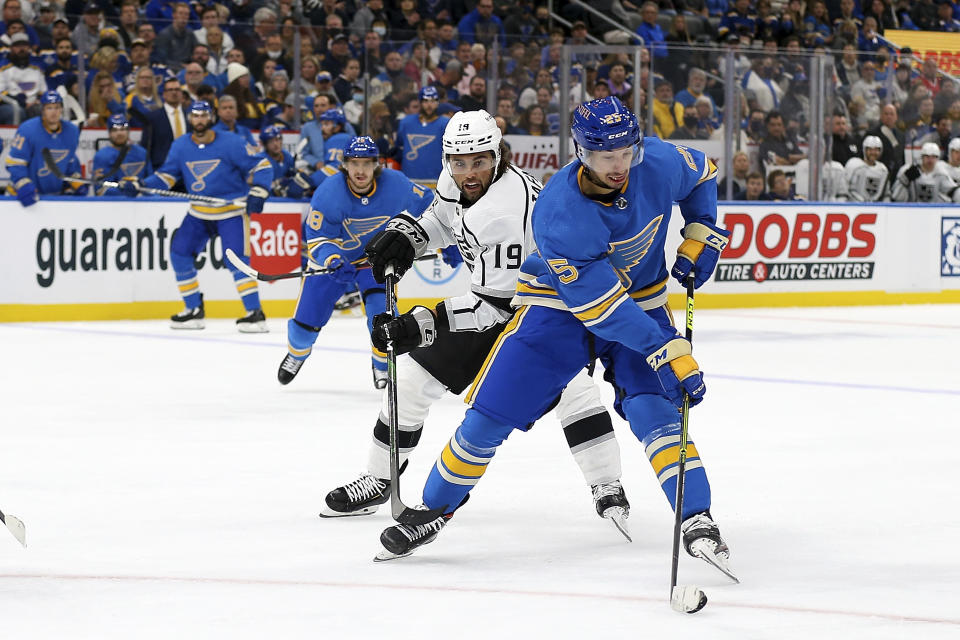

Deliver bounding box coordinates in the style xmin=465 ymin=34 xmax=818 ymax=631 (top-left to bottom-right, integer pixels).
xmin=457 ymin=0 xmax=506 ymax=46
xmin=635 ymin=1 xmax=667 ymax=58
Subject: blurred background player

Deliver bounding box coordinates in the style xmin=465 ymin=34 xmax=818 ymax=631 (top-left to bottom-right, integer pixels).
xmin=317 ymin=108 xmax=352 ymax=167
xmin=324 ymin=111 xmax=631 ymax=540
xmin=127 ymin=100 xmax=273 ymax=331
xmin=373 ymin=98 xmax=735 ymax=582
xmin=257 ymin=124 xmax=297 ymax=196
xmin=92 ymin=114 xmax=149 ymax=196
xmin=844 ymin=135 xmax=889 ymax=202
xmin=395 ymin=86 xmax=449 ymax=188
xmin=277 ymin=136 xmax=434 ymax=389
xmin=5 ymin=90 xmax=84 ymax=207
xmin=940 ymin=138 xmax=960 ymax=183
xmin=892 ymin=142 xmax=959 ymax=202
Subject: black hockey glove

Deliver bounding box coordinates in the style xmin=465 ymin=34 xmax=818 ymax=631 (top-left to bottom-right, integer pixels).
xmin=904 ymin=165 xmax=921 ymax=182
xmin=372 ymin=306 xmax=436 ymax=355
xmin=365 ymin=213 xmax=429 ymax=283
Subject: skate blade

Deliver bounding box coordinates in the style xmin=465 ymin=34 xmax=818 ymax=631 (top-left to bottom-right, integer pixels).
xmin=601 ymin=506 xmax=632 ymax=542
xmin=318 ymin=505 xmax=380 ymax=518
xmin=690 ymin=540 xmax=740 ymax=583
xmin=373 ymin=548 xmax=413 ymax=562
xmin=237 ymin=322 xmax=269 ymax=333
xmin=170 ymin=320 xmax=205 ymax=330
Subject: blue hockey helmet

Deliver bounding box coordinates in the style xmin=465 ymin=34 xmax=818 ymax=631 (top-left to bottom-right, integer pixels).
xmin=189 ymin=100 xmax=213 ymax=116
xmin=343 ymin=136 xmax=380 ymax=160
xmin=40 ymin=89 xmax=63 ymax=105
xmin=259 ymin=124 xmax=283 ymax=143
xmin=107 ymin=113 xmax=129 ymax=130
xmin=319 ymin=107 xmax=346 ymax=127
xmin=571 ymin=96 xmax=643 ymax=172
xmin=419 ymin=85 xmax=439 ymax=101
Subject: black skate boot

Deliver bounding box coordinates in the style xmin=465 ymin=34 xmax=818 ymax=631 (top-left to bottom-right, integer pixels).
xmin=681 ymin=510 xmax=739 ymax=582
xmin=236 ymin=308 xmax=268 ymax=333
xmin=375 ymin=505 xmax=452 ymax=561
xmin=320 ymin=460 xmax=407 ymax=517
xmin=591 ymin=480 xmax=631 ymax=541
xmin=170 ymin=294 xmax=205 ymax=330
xmin=278 ymin=354 xmax=305 ymax=385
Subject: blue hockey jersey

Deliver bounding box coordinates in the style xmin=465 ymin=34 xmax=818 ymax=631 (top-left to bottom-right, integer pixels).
xmin=322 ymin=132 xmax=352 ymax=168
xmin=212 ymin=120 xmax=257 ymax=149
xmin=396 ymin=113 xmax=449 ymax=181
xmin=515 ymin=137 xmax=720 ymax=357
xmin=305 ymin=167 xmax=434 ymax=269
xmin=144 ymin=130 xmax=272 ymax=220
xmin=92 ymin=143 xmax=150 ymax=196
xmin=5 ymin=116 xmax=81 ymax=194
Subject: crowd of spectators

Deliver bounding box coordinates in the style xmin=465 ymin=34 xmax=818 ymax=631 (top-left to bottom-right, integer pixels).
xmin=4 ymin=0 xmax=960 ymax=202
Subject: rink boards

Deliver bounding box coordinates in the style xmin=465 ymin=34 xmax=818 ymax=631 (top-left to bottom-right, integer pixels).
xmin=1 ymin=197 xmax=958 ymax=321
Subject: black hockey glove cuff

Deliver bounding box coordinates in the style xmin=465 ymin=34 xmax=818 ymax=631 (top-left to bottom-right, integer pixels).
xmin=372 ymin=306 xmax=436 ymax=355
xmin=365 ymin=213 xmax=429 ymax=283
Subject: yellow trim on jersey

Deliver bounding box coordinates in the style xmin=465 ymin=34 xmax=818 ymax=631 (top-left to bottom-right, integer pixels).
xmin=649 ymin=442 xmax=700 ymax=477
xmin=348 ymin=177 xmax=377 ymax=200
xmin=465 ymin=306 xmax=529 ymax=405
xmin=516 ymin=280 xmax=558 ymax=297
xmin=372 ymin=346 xmax=386 ymax=358
xmin=156 ymin=172 xmax=176 ymax=188
xmin=192 ymin=202 xmax=245 ymax=215
xmin=5 ymin=156 xmax=27 ymax=166
xmin=573 ymin=287 xmax=628 ymax=324
xmin=696 ymin=158 xmax=719 ymax=186
xmin=629 ymin=277 xmax=670 ymax=301
xmin=576 ymin=165 xmax=629 ymax=205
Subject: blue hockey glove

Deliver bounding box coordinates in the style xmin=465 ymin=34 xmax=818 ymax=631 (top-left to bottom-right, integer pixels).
xmin=14 ymin=178 xmax=38 ymax=207
xmin=246 ymin=185 xmax=269 ymax=213
xmin=646 ymin=338 xmax=706 ymax=408
xmin=325 ymin=256 xmax=357 ymax=285
xmin=671 ymin=221 xmax=730 ymax=289
xmin=440 ymin=245 xmax=463 ymax=268
xmin=284 ymin=171 xmax=315 ymax=199
xmin=371 ymin=306 xmax=436 ymax=355
xmin=119 ymin=177 xmax=140 ymax=197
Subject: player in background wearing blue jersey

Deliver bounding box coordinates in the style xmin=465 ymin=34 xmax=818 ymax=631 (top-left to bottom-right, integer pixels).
xmin=256 ymin=124 xmax=297 ymax=196
xmin=125 ymin=100 xmax=274 ymax=332
xmin=373 ymin=97 xmax=735 ymax=580
xmin=277 ymin=136 xmax=434 ymax=390
xmin=91 ymin=114 xmax=149 ymax=196
xmin=318 ymin=108 xmax=352 ymax=168
xmin=395 ymin=86 xmax=449 ymax=186
xmin=5 ymin=90 xmax=85 ymax=206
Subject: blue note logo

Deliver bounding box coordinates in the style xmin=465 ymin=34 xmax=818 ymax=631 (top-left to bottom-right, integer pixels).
xmin=38 ymin=149 xmax=69 ymax=177
xmin=943 ymin=217 xmax=960 ymax=276
xmin=607 ymin=215 xmax=663 ymax=286
xmin=186 ymin=159 xmax=220 ymax=192
xmin=121 ymin=161 xmax=146 ymax=177
xmin=341 ymin=216 xmax=391 ymax=250
xmin=405 ymin=133 xmax=436 ymax=161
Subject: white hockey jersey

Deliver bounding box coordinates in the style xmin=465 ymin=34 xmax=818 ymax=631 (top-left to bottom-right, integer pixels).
xmin=891 ymin=163 xmax=959 ymax=203
xmin=414 ymin=165 xmax=542 ymax=333
xmin=844 ymin=158 xmax=889 ymax=202
xmin=938 ymin=160 xmax=960 ymax=184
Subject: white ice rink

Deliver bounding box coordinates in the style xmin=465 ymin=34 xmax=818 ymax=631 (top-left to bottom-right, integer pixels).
xmin=1 ymin=304 xmax=958 ymax=639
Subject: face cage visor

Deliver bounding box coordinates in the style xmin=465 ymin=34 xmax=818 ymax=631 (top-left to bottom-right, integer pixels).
xmin=576 ymin=142 xmax=643 ymax=177
xmin=446 ymin=153 xmax=497 ymax=176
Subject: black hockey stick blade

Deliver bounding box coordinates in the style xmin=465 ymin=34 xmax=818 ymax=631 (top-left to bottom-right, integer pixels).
xmin=0 ymin=509 xmax=26 ymax=547
xmin=393 ymin=504 xmax=450 ymax=526
xmin=224 ymin=248 xmax=330 ymax=281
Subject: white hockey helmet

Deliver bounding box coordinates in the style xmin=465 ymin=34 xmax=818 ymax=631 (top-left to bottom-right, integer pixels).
xmin=442 ymin=109 xmax=502 ymax=179
xmin=949 ymin=137 xmax=960 ymax=153
xmin=862 ymin=135 xmax=882 ymax=150
xmin=921 ymin=141 xmax=941 ymax=157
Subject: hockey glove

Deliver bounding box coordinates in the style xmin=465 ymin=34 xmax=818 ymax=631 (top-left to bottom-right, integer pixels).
xmin=14 ymin=178 xmax=38 ymax=207
xmin=371 ymin=306 xmax=436 ymax=355
xmin=365 ymin=213 xmax=429 ymax=283
xmin=671 ymin=221 xmax=730 ymax=289
xmin=325 ymin=256 xmax=357 ymax=285
xmin=284 ymin=171 xmax=315 ymax=199
xmin=119 ymin=177 xmax=140 ymax=198
xmin=904 ymin=165 xmax=921 ymax=182
xmin=440 ymin=245 xmax=463 ymax=268
xmin=646 ymin=338 xmax=706 ymax=408
xmin=246 ymin=185 xmax=269 ymax=214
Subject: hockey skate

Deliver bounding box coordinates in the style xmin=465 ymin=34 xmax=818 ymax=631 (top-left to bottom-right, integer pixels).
xmin=592 ymin=480 xmax=632 ymax=542
xmin=320 ymin=461 xmax=407 ymax=517
xmin=334 ymin=290 xmax=363 ymax=317
xmin=374 ymin=505 xmax=451 ymax=561
xmin=372 ymin=366 xmax=388 ymax=390
xmin=278 ymin=354 xmax=305 ymax=385
xmin=236 ymin=308 xmax=268 ymax=333
xmin=682 ymin=510 xmax=739 ymax=583
xmin=170 ymin=294 xmax=205 ymax=330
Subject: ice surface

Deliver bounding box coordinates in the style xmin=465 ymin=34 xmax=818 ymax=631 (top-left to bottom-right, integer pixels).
xmin=1 ymin=305 xmax=958 ymax=639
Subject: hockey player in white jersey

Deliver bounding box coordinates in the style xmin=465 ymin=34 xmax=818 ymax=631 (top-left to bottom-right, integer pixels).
xmin=845 ymin=135 xmax=889 ymax=202
xmin=321 ymin=110 xmax=632 ymax=539
xmin=939 ymin=137 xmax=960 ymax=183
xmin=892 ymin=142 xmax=960 ymax=203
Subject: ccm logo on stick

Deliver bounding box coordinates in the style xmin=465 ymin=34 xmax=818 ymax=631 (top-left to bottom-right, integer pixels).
xmin=720 ymin=212 xmax=877 ymax=259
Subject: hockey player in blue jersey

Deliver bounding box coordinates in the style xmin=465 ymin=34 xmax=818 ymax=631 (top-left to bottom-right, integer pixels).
xmin=256 ymin=124 xmax=297 ymax=196
xmin=5 ymin=90 xmax=84 ymax=206
xmin=318 ymin=108 xmax=352 ymax=168
xmin=91 ymin=114 xmax=149 ymax=196
xmin=372 ymin=97 xmax=736 ymax=579
xmin=126 ymin=100 xmax=274 ymax=332
xmin=395 ymin=86 xmax=449 ymax=185
xmin=277 ymin=136 xmax=434 ymax=389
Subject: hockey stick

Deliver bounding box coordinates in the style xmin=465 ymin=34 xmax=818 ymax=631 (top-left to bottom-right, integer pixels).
xmin=224 ymin=249 xmax=442 ymax=283
xmin=0 ymin=508 xmax=26 ymax=547
xmin=41 ymin=148 xmax=234 ymax=206
xmin=669 ymin=276 xmax=708 ymax=614
xmin=384 ymin=264 xmax=449 ymax=526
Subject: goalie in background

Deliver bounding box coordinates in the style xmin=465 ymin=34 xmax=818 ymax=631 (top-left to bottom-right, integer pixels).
xmin=125 ymin=100 xmax=275 ymax=332
xmin=5 ymin=90 xmax=85 ymax=207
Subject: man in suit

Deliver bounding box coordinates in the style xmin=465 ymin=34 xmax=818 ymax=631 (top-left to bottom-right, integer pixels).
xmin=144 ymin=76 xmax=190 ymax=171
